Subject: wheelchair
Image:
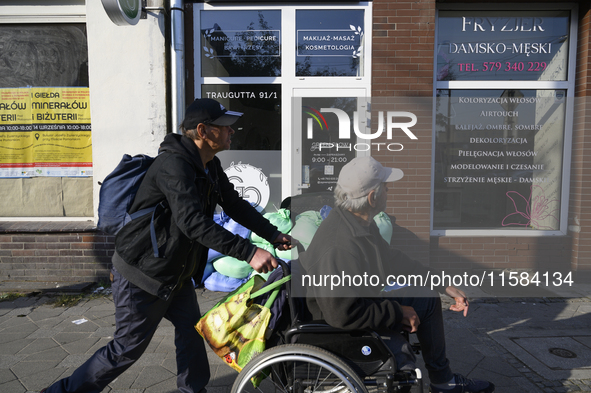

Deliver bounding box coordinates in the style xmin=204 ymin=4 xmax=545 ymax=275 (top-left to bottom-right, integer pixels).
xmin=231 ymin=259 xmax=424 ymax=393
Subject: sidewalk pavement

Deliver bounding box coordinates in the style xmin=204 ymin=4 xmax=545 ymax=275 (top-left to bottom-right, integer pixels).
xmin=1 ymin=283 xmax=591 ymax=393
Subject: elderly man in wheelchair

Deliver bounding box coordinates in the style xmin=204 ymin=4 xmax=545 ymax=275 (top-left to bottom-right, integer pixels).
xmin=231 ymin=157 xmax=494 ymax=393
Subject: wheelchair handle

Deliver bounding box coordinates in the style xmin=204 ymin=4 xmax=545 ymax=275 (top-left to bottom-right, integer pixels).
xmin=276 ymin=258 xmax=291 ymax=278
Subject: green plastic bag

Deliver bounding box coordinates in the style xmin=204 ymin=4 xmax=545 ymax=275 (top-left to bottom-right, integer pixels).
xmin=195 ymin=274 xmax=290 ymax=386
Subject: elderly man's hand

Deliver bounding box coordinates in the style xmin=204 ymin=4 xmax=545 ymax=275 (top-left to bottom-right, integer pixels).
xmin=400 ymin=305 xmax=420 ymax=333
xmin=273 ymin=233 xmax=293 ymax=251
xmin=249 ymin=248 xmax=278 ymax=274
xmin=446 ymin=286 xmax=469 ymax=317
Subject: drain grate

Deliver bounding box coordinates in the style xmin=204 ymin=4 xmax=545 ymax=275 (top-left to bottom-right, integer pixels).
xmin=548 ymin=347 xmax=577 ymax=359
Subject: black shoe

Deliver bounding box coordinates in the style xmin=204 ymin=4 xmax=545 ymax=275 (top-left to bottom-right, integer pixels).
xmin=430 ymin=374 xmax=495 ymax=393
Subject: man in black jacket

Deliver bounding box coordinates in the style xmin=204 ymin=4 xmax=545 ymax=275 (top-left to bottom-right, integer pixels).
xmin=44 ymin=99 xmax=292 ymax=393
xmin=300 ymin=156 xmax=494 ymax=393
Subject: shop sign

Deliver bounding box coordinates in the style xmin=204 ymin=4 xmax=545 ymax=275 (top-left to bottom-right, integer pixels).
xmin=437 ymin=11 xmax=570 ymax=81
xmin=101 ymin=0 xmax=142 ymax=26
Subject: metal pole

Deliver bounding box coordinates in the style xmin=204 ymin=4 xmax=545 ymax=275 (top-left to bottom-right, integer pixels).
xmin=170 ymin=0 xmax=185 ymax=133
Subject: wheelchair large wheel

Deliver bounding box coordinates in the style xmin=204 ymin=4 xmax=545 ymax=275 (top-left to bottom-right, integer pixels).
xmin=231 ymin=343 xmax=368 ymax=393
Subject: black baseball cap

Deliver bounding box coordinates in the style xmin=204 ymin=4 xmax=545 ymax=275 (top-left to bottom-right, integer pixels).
xmin=182 ymin=98 xmax=243 ymax=129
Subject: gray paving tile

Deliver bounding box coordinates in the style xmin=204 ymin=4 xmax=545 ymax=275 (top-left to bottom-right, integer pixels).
xmin=0 ymin=378 xmax=26 ymax=393
xmin=109 ymin=367 xmax=139 ymax=390
xmin=10 ymin=359 xmax=62 ymax=378
xmin=161 ymin=358 xmax=177 ymax=374
xmin=27 ymin=308 xmax=65 ymax=322
xmin=1 ymin=289 xmax=591 ymax=392
xmin=130 ymin=365 xmax=175 ymax=389
xmin=143 ymin=375 xmax=177 ymax=393
xmin=143 ymin=335 xmax=164 ymax=354
xmin=0 ymin=355 xmax=27 ymax=369
xmin=134 ymin=353 xmax=166 ymax=367
xmin=17 ymin=338 xmax=60 ymax=355
xmin=19 ymin=367 xmax=68 ymax=392
xmin=53 ymin=332 xmax=93 ymax=345
xmin=21 ymin=346 xmax=68 ymax=363
xmin=90 ymin=326 xmax=115 ymax=338
xmin=60 ymin=306 xmax=92 ymax=317
xmin=154 ymin=326 xmax=174 ymax=336
xmin=0 ymin=368 xmax=17 ymax=384
xmin=0 ymin=338 xmax=34 ymax=355
xmin=27 ymin=328 xmax=62 ymax=339
xmin=56 ymin=354 xmax=92 ymax=368
xmin=60 ymin=337 xmax=101 ymax=355
xmin=85 ymin=337 xmax=111 ymax=354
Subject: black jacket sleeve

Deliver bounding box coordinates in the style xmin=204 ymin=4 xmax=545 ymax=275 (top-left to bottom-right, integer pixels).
xmin=154 ymin=154 xmax=259 ymax=261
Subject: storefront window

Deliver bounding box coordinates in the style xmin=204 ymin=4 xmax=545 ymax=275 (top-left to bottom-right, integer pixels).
xmin=202 ymin=84 xmax=282 ymax=210
xmin=433 ymin=8 xmax=574 ymax=234
xmin=437 ymin=11 xmax=570 ymax=81
xmin=299 ymin=96 xmax=358 ymax=193
xmin=296 ymin=10 xmax=365 ymax=77
xmin=434 ymin=89 xmax=565 ymax=230
xmin=0 ymin=24 xmax=92 ymax=217
xmin=202 ymin=84 xmax=281 ymax=151
xmin=196 ymin=3 xmax=372 ymax=205
xmin=200 ymin=10 xmax=281 ymax=77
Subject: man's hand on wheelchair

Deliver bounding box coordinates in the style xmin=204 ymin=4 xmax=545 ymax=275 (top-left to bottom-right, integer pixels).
xmin=249 ymin=248 xmax=278 ymax=274
xmin=272 ymin=233 xmax=294 ymax=251
xmin=249 ymin=233 xmax=293 ymax=273
xmin=400 ymin=305 xmax=420 ymax=333
xmin=445 ymin=286 xmax=470 ymax=317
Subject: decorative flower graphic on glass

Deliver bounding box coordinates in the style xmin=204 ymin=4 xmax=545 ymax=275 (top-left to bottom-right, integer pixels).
xmin=502 ymin=185 xmax=559 ymax=229
xmin=350 ymin=25 xmax=363 ymax=58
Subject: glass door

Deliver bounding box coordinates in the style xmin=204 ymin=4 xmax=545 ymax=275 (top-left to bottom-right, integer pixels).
xmin=292 ymin=88 xmax=368 ymax=195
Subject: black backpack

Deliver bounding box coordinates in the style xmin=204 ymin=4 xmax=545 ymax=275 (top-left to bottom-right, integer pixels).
xmin=97 ymin=154 xmax=165 ymax=257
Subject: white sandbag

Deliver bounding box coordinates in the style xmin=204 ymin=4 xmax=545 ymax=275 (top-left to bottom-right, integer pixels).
xmin=290 ymin=210 xmax=323 ymax=250
xmin=213 ymin=256 xmax=253 ymax=279
xmin=212 ymin=242 xmax=276 ymax=279
xmin=250 ymin=209 xmax=292 ymax=244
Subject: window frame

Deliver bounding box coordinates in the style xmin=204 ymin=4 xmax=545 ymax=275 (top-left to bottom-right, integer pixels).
xmin=0 ymin=1 xmax=88 ymax=221
xmin=430 ymin=2 xmax=578 ymax=237
xmin=193 ymin=2 xmax=373 ymax=200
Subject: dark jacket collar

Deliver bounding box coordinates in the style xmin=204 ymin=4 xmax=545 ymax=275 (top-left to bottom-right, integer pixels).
xmin=334 ymin=206 xmax=375 ymax=238
xmin=159 ymin=133 xmax=205 ymax=174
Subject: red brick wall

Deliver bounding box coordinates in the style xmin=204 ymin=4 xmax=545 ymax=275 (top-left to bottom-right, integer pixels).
xmin=0 ymin=231 xmax=114 ymax=283
xmin=372 ymin=0 xmax=586 ymax=272
xmin=372 ymin=0 xmax=436 ymax=264
xmin=570 ymin=2 xmax=591 ymax=271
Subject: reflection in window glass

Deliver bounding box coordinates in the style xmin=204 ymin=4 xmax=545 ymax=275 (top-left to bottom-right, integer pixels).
xmin=200 ymin=10 xmax=281 ymax=77
xmin=0 ymin=24 xmax=88 ymax=87
xmin=437 ymin=11 xmax=569 ymax=81
xmin=300 ymin=97 xmax=358 ymax=193
xmin=201 ymin=84 xmax=281 ymax=150
xmin=433 ymin=89 xmax=565 ymax=230
xmin=296 ymin=10 xmax=364 ymax=77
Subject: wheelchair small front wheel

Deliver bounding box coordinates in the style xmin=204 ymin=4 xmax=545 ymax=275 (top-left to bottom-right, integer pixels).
xmin=231 ymin=343 xmax=368 ymax=393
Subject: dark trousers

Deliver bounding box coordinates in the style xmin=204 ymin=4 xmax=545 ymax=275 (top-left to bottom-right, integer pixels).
xmin=385 ymin=288 xmax=454 ymax=385
xmin=46 ymin=269 xmax=210 ymax=393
